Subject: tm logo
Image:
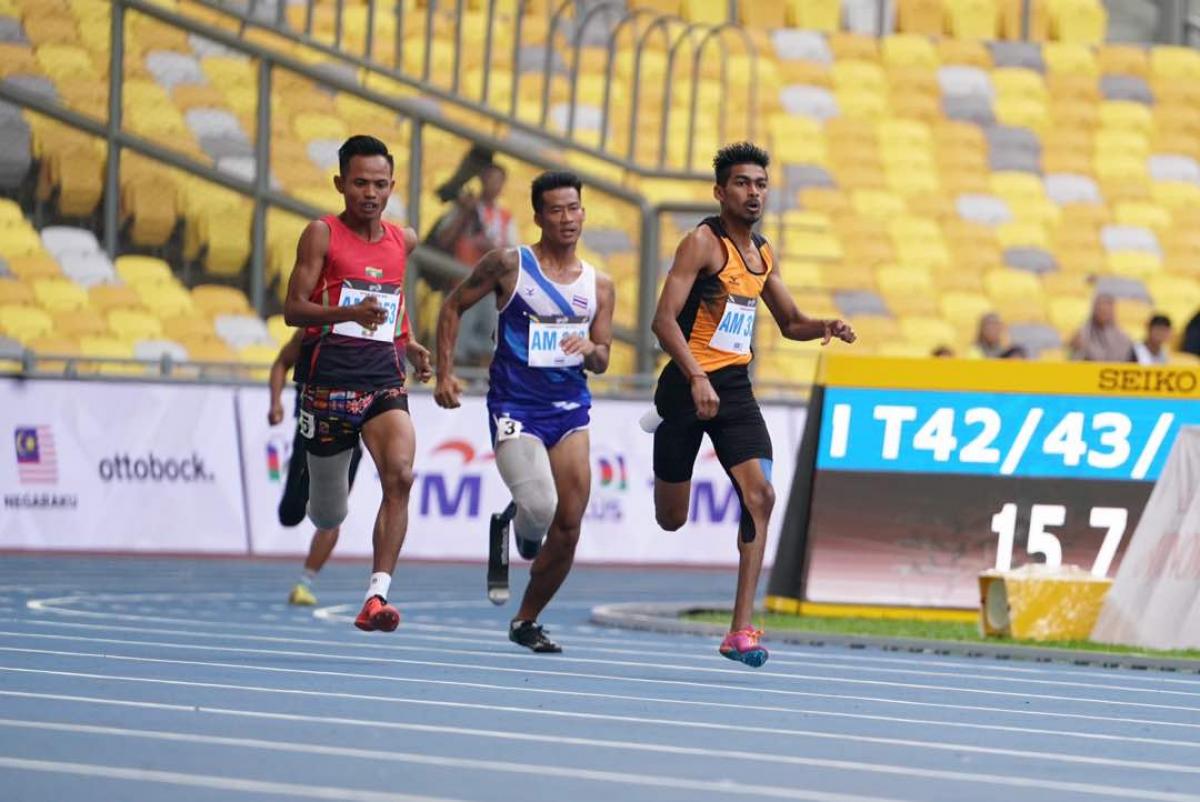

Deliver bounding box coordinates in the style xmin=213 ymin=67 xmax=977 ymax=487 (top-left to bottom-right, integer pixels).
xmin=419 ymin=439 xmax=492 ymax=518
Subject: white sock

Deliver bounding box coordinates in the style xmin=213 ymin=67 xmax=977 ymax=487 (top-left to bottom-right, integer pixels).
xmin=299 ymin=569 xmax=316 ymax=587
xmin=366 ymin=572 xmax=391 ymax=602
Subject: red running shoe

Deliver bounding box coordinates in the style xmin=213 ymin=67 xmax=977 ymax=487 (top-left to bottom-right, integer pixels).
xmin=355 ymin=595 xmax=400 ymax=632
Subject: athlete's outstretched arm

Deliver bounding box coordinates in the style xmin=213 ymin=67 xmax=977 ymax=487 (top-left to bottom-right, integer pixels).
xmin=434 ymin=248 xmax=517 ymax=408
xmin=651 ymin=228 xmax=720 ymax=419
xmin=283 ymin=221 xmax=388 ymax=330
xmin=562 ymin=272 xmax=614 ymax=374
xmin=760 ymin=266 xmax=855 ymax=345
xmin=267 ymin=329 xmax=302 ymax=425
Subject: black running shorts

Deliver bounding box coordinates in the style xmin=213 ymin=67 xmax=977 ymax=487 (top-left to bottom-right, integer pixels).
xmin=652 ymin=363 xmax=773 ymax=483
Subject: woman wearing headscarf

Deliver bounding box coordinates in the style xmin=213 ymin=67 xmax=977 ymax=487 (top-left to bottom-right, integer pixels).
xmin=1069 ymin=293 xmax=1134 ymax=362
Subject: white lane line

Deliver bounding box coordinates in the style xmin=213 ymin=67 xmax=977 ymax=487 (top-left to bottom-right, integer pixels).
xmin=0 ymin=755 xmax=461 ymax=802
xmin=27 ymin=595 xmax=1200 ymax=690
xmin=9 ymin=617 xmax=1195 ymax=699
xmin=0 ymin=710 xmax=1194 ymax=802
xmin=6 ymin=661 xmax=1198 ymax=752
xmin=2 ymin=665 xmax=1199 ymax=776
xmin=2 ymin=629 xmax=1193 ymax=714
xmin=9 ymin=653 xmax=1200 ymax=753
xmin=5 ymin=643 xmax=1200 ymax=736
xmin=25 ymin=595 xmax=1200 ymax=689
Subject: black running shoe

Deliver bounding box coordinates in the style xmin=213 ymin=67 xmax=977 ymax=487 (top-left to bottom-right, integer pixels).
xmin=509 ymin=620 xmax=562 ymax=653
xmin=487 ymin=510 xmax=510 ymax=606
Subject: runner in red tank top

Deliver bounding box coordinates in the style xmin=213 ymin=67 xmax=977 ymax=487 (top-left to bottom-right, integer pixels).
xmin=284 ymin=135 xmax=433 ymax=633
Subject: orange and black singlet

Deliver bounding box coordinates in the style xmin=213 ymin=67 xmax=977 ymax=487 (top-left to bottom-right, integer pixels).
xmin=676 ymin=215 xmax=774 ymax=374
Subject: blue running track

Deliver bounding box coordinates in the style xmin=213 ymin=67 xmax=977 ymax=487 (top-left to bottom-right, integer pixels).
xmin=0 ymin=554 xmax=1198 ymax=802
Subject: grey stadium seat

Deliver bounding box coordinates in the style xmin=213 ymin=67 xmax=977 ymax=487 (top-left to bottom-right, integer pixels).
xmin=956 ymin=194 xmax=1013 ymax=226
xmin=779 ymin=86 xmax=839 ymax=121
xmin=772 ymin=30 xmax=831 ymax=64
xmin=1003 ymin=247 xmax=1058 ymax=274
xmin=1101 ymin=225 xmax=1160 ymax=254
xmin=1045 ymin=173 xmax=1102 ymax=205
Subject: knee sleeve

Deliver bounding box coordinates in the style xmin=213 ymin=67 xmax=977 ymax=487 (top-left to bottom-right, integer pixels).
xmin=306 ymin=450 xmax=353 ymax=530
xmin=494 ymin=437 xmax=558 ymax=541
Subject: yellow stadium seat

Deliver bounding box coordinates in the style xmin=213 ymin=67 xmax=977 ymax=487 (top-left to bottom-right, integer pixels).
xmin=851 ymin=189 xmax=908 ymax=220
xmin=1114 ymin=201 xmax=1171 ymax=234
xmin=183 ymin=338 xmax=238 ymax=364
xmin=107 ymin=309 xmax=163 ymax=342
xmin=996 ymin=221 xmax=1049 ymax=250
xmin=829 ymin=33 xmax=879 ymax=62
xmin=848 ymin=315 xmax=902 ymax=341
xmin=897 ymin=0 xmax=943 ymax=35
xmin=1043 ymin=42 xmax=1099 ymax=76
xmin=6 ymin=254 xmax=62 ymax=281
xmin=78 ymin=336 xmax=140 ymax=376
xmin=35 ymin=44 xmax=96 ymax=81
xmin=1105 ymin=250 xmax=1161 ymax=279
xmin=191 ymin=285 xmax=252 ymax=318
xmin=877 ymin=264 xmax=936 ymax=296
xmin=163 ymin=315 xmax=217 ymax=343
xmin=32 ymin=278 xmax=88 ymax=313
xmin=292 ymin=112 xmax=350 ymax=143
xmin=136 ymin=283 xmax=196 ymax=318
xmin=1099 ymin=101 xmax=1154 ymax=135
xmin=0 ymin=226 xmax=46 ymax=260
xmin=882 ymin=35 xmax=939 ymax=69
xmin=1098 ymin=45 xmax=1148 ymax=78
xmin=1151 ymin=46 xmax=1200 ymax=81
xmin=995 ymin=96 xmax=1049 ymax=131
xmin=1147 ymin=274 xmax=1200 ymax=310
xmin=681 ymin=0 xmax=725 ymax=23
xmin=938 ymin=38 xmax=992 ymax=67
xmin=985 ymin=268 xmax=1043 ymax=302
xmin=1041 ymin=271 xmax=1093 ymax=297
xmin=798 ymin=187 xmax=850 ymax=215
xmin=26 ymin=335 xmax=80 ymax=371
xmin=788 ymin=230 xmax=844 ymax=262
xmin=114 ymin=255 xmax=174 ymax=286
xmin=0 ymin=304 xmax=53 ymax=343
xmin=831 ymin=60 xmax=888 ymax=96
xmin=900 ymin=316 xmax=958 ymax=349
xmin=1048 ymin=0 xmax=1107 ymax=44
xmin=1094 ymin=153 xmax=1148 ymax=182
xmin=87 ymin=283 xmax=142 ymax=314
xmin=990 ymin=171 xmax=1045 ymax=202
xmin=0 ymin=278 xmax=34 ymax=306
xmin=786 ymin=0 xmax=840 ymax=31
xmin=1050 ymin=99 xmax=1100 ymax=132
xmin=942 ymin=0 xmax=997 ymax=38
xmin=992 ymin=67 xmax=1048 ymax=101
xmin=51 ymin=306 xmax=107 ymax=340
xmin=1152 ymin=181 xmax=1200 ymax=210
xmin=939 ymin=291 xmax=995 ymax=337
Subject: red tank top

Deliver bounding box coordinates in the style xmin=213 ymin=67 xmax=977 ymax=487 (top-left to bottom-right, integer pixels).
xmin=295 ymin=214 xmax=411 ymax=390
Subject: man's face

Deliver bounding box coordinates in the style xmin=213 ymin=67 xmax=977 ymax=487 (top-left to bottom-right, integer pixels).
xmin=481 ymin=166 xmax=506 ymax=201
xmin=535 ymin=187 xmax=584 ymax=247
xmin=334 ymin=154 xmax=394 ymax=221
xmin=1149 ymin=322 xmax=1173 ymax=349
xmin=1094 ymin=296 xmax=1115 ymax=326
xmin=715 ymin=164 xmax=768 ymax=225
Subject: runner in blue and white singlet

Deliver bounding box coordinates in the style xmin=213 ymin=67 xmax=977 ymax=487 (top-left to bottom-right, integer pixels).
xmin=487 ymin=244 xmax=597 ymax=447
xmin=434 ymin=171 xmax=616 ymax=654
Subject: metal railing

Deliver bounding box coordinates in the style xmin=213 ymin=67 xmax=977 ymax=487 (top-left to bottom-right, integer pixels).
xmin=0 ymin=0 xmax=659 ymax=357
xmin=201 ymin=0 xmax=762 ymax=178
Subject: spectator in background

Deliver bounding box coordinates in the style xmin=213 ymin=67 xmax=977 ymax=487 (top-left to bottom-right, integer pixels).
xmin=931 ymin=345 xmax=955 ymax=358
xmin=1133 ymin=313 xmax=1172 ymax=365
xmin=429 ymin=162 xmax=520 ymax=367
xmin=967 ymin=312 xmax=1027 ymax=359
xmin=1069 ymin=293 xmax=1133 ymax=362
xmin=1181 ymin=309 xmax=1200 ymax=358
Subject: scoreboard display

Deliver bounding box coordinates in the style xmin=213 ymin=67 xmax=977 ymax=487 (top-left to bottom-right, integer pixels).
xmin=768 ymin=356 xmax=1200 ymax=610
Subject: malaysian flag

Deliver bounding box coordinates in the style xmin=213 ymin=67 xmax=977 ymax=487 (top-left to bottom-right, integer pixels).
xmin=14 ymin=426 xmax=57 ymax=484
xmin=571 ymin=294 xmax=588 ymax=310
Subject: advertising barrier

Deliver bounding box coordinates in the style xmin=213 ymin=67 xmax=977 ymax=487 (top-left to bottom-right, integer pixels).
xmin=239 ymin=387 xmax=806 ymax=565
xmin=1 ymin=379 xmax=247 ymax=552
xmin=768 ymin=356 xmax=1200 ymax=610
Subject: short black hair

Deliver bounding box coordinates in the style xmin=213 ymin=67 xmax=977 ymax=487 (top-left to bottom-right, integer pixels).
xmin=338 ymin=134 xmax=393 ymax=175
xmin=531 ymin=170 xmax=582 ymax=213
xmin=1149 ymin=314 xmax=1173 ymax=328
xmin=713 ymin=141 xmax=769 ymax=185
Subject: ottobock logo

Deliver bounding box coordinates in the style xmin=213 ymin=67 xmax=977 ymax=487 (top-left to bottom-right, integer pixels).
xmin=418 ymin=439 xmax=493 ymax=519
xmin=97 ymin=452 xmax=215 ymax=483
xmin=6 ymin=425 xmax=78 ymax=510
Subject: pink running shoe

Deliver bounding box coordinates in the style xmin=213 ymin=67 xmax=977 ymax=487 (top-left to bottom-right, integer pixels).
xmin=719 ymin=627 xmax=768 ymax=667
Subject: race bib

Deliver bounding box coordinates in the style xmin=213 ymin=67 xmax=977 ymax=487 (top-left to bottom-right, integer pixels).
xmin=527 ymin=315 xmax=589 ymax=368
xmin=708 ymin=295 xmax=756 ymax=354
xmin=332 ymin=279 xmax=402 ymax=343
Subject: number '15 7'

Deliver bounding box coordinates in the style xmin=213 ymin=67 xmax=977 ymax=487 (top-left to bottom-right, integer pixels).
xmin=991 ymin=503 xmax=1128 ymax=578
